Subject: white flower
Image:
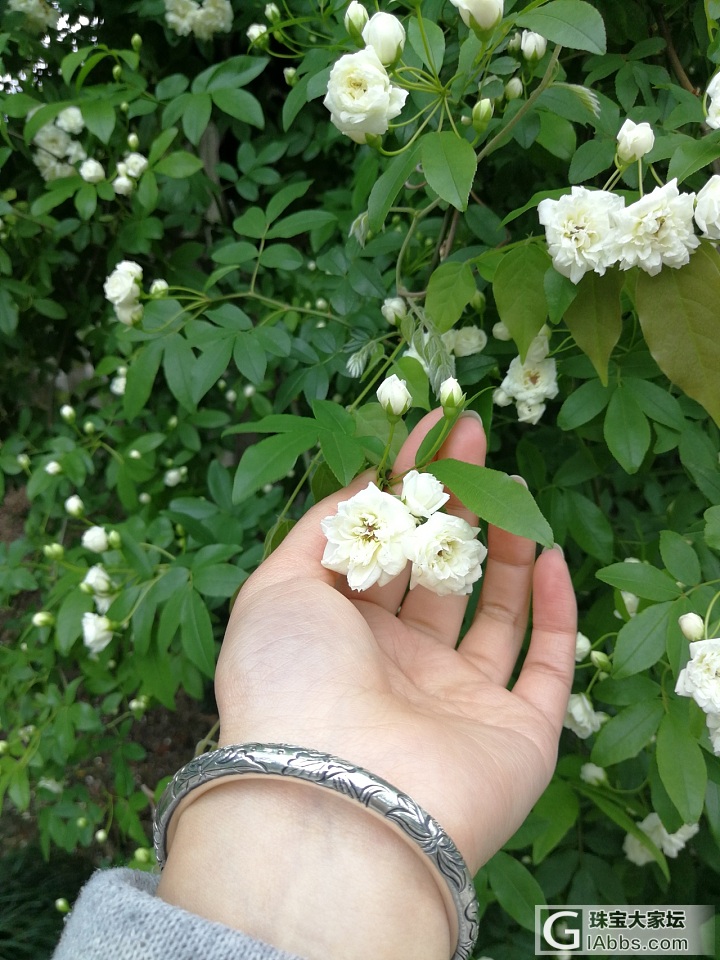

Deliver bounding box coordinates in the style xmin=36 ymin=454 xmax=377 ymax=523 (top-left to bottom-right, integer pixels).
xmin=401 ymin=470 xmax=449 ymax=519
xmin=33 ymin=123 xmax=71 ymax=159
xmin=381 ymin=297 xmax=407 ymax=325
xmin=448 ymin=0 xmax=503 ymax=32
xmin=64 ymin=140 xmax=87 ymax=165
xmin=104 ymin=262 xmax=142 ymax=307
xmin=82 ymin=526 xmax=110 ymax=553
xmin=608 ymin=179 xmax=698 ymax=276
xmin=623 ymin=813 xmax=699 ymax=866
xmin=362 ymin=12 xmax=406 ymax=66
xmin=165 ymin=0 xmax=197 ymax=35
xmin=324 ymin=48 xmax=408 ymax=144
xmin=163 ymin=467 xmax=186 ymax=487
xmin=56 ymin=106 xmax=85 ymax=135
xmin=377 ymin=374 xmax=412 ymax=417
xmin=150 ymin=278 xmax=169 ymax=297
xmin=8 ymin=0 xmax=58 ymax=31
xmin=679 ymin=612 xmax=705 ymax=642
xmin=493 ymin=387 xmax=513 ymax=407
xmin=574 ymin=631 xmax=591 ymax=662
xmin=675 ymin=638 xmax=720 ymax=714
xmin=127 ymin=132 xmax=140 ymax=151
xmin=439 ymin=377 xmax=464 ymax=409
xmin=65 ymin=494 xmax=85 ymax=517
xmin=706 ymin=712 xmax=720 ymax=755
xmin=284 ymin=67 xmax=297 ymax=85
xmin=113 ymin=175 xmax=135 ymax=196
xmin=520 ymin=30 xmax=546 ymax=61
xmin=563 ymin=693 xmax=607 ymax=739
xmin=60 ymin=404 xmax=75 ymax=422
xmin=246 ymin=22 xmax=268 ymax=44
xmin=445 ymin=325 xmax=487 ymax=357
xmin=492 ymin=321 xmax=512 ymax=341
xmin=580 ymin=762 xmax=607 ymax=786
xmin=110 ymin=375 xmax=127 ymax=396
xmin=538 ymin=187 xmax=625 ymax=284
xmin=34 ymin=152 xmax=75 ymax=181
xmin=114 ymin=303 xmax=143 ymax=326
xmin=124 ymin=152 xmax=148 ymax=179
xmin=79 ymin=158 xmax=105 ymax=183
xmin=82 ymin=613 xmax=114 ymax=653
xmin=193 ymin=0 xmax=233 ymax=39
xmin=706 ymin=73 xmax=720 ymax=129
xmin=616 ymin=119 xmax=655 ymax=163
xmin=406 ymin=512 xmax=487 ymax=596
xmin=82 ymin=564 xmax=114 ymax=597
xmin=44 ymin=460 xmax=62 ymax=475
xmin=264 ymin=2 xmax=280 ymax=20
xmin=321 ymin=481 xmax=417 ymax=591
xmin=516 ymin=399 xmax=546 ymax=425
xmin=499 ymin=354 xmax=558 ymax=404
xmin=345 ymin=1 xmax=369 ymax=35
xmin=694 ymin=175 xmax=720 ymax=238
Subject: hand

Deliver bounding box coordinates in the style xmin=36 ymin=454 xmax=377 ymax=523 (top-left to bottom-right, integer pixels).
xmin=158 ymin=410 xmax=577 ymax=959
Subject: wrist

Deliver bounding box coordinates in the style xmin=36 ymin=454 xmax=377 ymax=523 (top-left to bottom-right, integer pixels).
xmin=157 ymin=777 xmax=453 ymax=960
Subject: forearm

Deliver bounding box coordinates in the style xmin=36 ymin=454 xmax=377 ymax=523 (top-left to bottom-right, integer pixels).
xmin=156 ymin=778 xmax=453 ymax=960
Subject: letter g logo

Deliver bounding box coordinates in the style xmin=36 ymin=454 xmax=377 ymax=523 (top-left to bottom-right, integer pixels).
xmin=543 ymin=910 xmax=581 ymax=950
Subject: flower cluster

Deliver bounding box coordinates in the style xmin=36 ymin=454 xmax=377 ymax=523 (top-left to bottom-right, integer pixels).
xmin=623 ymin=813 xmax=699 ymax=867
xmin=675 ymin=635 xmax=720 ymax=756
xmin=7 ymin=0 xmax=57 ymax=32
xmin=103 ymin=261 xmax=144 ymax=326
xmin=321 ymin=473 xmax=487 ymax=596
xmin=32 ymin=109 xmax=86 ymax=182
xmin=493 ymin=332 xmax=558 ymax=425
xmin=538 ymin=179 xmax=704 ymax=283
xmin=112 ymin=151 xmax=149 ymax=197
xmin=164 ymin=0 xmax=233 ymax=40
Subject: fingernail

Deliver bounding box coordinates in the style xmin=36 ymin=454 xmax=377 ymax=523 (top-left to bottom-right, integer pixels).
xmin=542 ymin=543 xmax=564 ymax=557
xmin=509 ymin=474 xmax=528 ymax=488
xmin=460 ymin=410 xmax=482 ymax=423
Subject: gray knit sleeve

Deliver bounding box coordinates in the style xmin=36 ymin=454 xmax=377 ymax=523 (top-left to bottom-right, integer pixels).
xmin=52 ymin=868 xmax=306 ymax=960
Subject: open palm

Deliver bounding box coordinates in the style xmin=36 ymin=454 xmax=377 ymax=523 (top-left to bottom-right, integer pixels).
xmin=216 ymin=411 xmax=577 ymax=874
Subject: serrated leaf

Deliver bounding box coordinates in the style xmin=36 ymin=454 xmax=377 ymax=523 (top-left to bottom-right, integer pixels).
xmin=656 ymin=707 xmax=707 ymax=824
xmin=232 ymin=432 xmax=317 ymax=503
xmin=636 ymin=242 xmax=720 ymax=427
xmin=493 ymin=245 xmax=550 ymax=360
xmin=421 ymin=132 xmax=477 ymax=211
xmin=486 ymin=851 xmax=545 ymax=931
xmin=181 ymin=589 xmax=216 ymax=678
xmin=603 ymin=385 xmax=651 ymax=474
xmin=591 ymin=699 xmax=664 ymax=765
xmin=367 ymin=142 xmax=422 ymax=232
xmin=211 ymin=88 xmax=264 ymax=128
xmin=563 ymin=268 xmax=623 ymax=384
xmin=597 ymin=563 xmax=681 ymax=601
xmin=557 ymin=379 xmax=613 ymax=430
xmin=612 ymin=602 xmax=674 ymax=679
xmin=516 ymin=1 xmax=607 ymax=54
xmin=426 ymin=460 xmax=553 ymax=546
xmin=425 ymin=261 xmax=477 ymax=333
xmin=659 ymin=530 xmax=701 ymax=586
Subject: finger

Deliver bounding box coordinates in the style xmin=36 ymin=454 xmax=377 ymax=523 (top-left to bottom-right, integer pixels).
xmin=458 ymin=512 xmax=537 ymax=682
xmin=511 ymin=546 xmax=577 ymax=733
xmin=398 ymin=411 xmax=488 ymax=644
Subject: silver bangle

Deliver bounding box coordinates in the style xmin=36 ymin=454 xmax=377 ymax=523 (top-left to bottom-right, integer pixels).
xmin=153 ymin=743 xmax=479 ymax=960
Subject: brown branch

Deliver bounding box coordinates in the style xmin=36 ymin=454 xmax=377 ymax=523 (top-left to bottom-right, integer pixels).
xmin=656 ymin=8 xmax=697 ymax=95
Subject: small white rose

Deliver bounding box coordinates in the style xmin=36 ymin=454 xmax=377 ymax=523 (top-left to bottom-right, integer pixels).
xmin=616 ymin=118 xmax=655 ymax=163
xmin=580 ymin=762 xmax=607 ymax=786
xmin=324 ymin=47 xmax=408 ymax=144
xmin=675 ymin=637 xmax=720 ymax=714
xmin=344 ymin=1 xmax=369 ymax=37
xmin=164 ymin=468 xmax=185 ymax=487
xmin=65 ymin=494 xmax=85 ymax=517
xmin=60 ymin=404 xmax=75 ymax=422
xmin=406 ymin=512 xmax=487 ymax=596
xmin=79 ymin=158 xmax=105 ymax=183
xmin=563 ymin=693 xmax=606 ymax=739
xmin=55 ymin=106 xmax=85 ymax=134
xmin=439 ymin=377 xmax=464 ymax=409
xmin=505 ymin=76 xmax=523 ymax=100
xmin=82 ymin=612 xmax=114 ymax=653
xmin=82 ymin=526 xmax=110 ymax=553
xmin=448 ymin=0 xmax=503 ymax=33
xmin=112 ymin=174 xmax=135 ymax=196
xmin=381 ymin=297 xmax=407 ymax=325
xmin=82 ymin=564 xmax=114 ymax=597
xmin=124 ymin=152 xmax=148 ymax=179
xmin=246 ymin=23 xmax=268 ymax=44
xmin=149 ymin=278 xmax=169 ymax=297
xmin=376 ymin=374 xmax=412 ymax=417
xmin=401 ymin=470 xmax=449 ymax=519
xmin=127 ymin=132 xmax=140 ymax=150
xmin=109 ymin=375 xmax=126 ymax=396
xmin=45 ymin=460 xmax=62 ymax=475
xmin=574 ymin=631 xmax=591 ymax=662
xmin=694 ymin=175 xmax=720 ymax=238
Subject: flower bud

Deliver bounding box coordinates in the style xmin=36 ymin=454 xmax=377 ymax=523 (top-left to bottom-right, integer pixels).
xmin=580 ymin=762 xmax=607 ymax=786
xmin=134 ymin=847 xmax=151 ymax=863
xmin=349 ymin=211 xmax=370 ymax=247
xmin=139 ymin=492 xmax=152 ymax=505
xmin=590 ymin=650 xmax=612 ymax=672
xmin=505 ymin=76 xmax=523 ymax=101
xmin=246 ymin=23 xmax=269 ymax=47
xmin=108 ymin=530 xmax=122 ymax=548
xmin=166 ymin=415 xmax=178 ymax=429
xmin=44 ymin=460 xmax=62 ymax=476
xmin=64 ymin=495 xmax=85 ymax=517
xmin=492 ymin=320 xmax=512 ymax=341
xmin=243 ymin=384 xmax=256 ymax=398
xmin=43 ymin=543 xmax=64 ymax=559
xmin=574 ymin=631 xmax=591 ymax=662
xmin=95 ymin=829 xmax=108 ymax=843
xmin=265 ymin=2 xmax=280 ymax=20
xmin=507 ymin=30 xmax=521 ymax=53
xmin=32 ymin=611 xmax=55 ymax=627
xmin=362 ymin=12 xmax=406 ymax=67
xmin=55 ymin=898 xmax=71 ymax=914
xmin=439 ymin=377 xmax=465 ymax=412
xmin=120 ymin=102 xmax=130 ymax=114
xmin=283 ymin=67 xmax=297 ymax=86
xmin=131 ymin=33 xmax=142 ymax=51
xmin=150 ymin=278 xmax=168 ymax=297
xmin=450 ymin=0 xmax=503 ymax=37
xmin=344 ymin=1 xmax=369 ymax=43
xmin=82 ymin=525 xmax=109 ymax=553
xmin=60 ymin=404 xmax=75 ymax=423
xmin=112 ymin=64 xmax=122 ymax=81
xmin=129 ymin=449 xmax=142 ymax=460
xmin=0 ymin=741 xmax=8 ymax=755
xmin=83 ymin=420 xmax=96 ymax=434
xmin=127 ymin=132 xmax=139 ymax=151
xmin=471 ymin=290 xmax=486 ymax=313
xmin=76 ymin=816 xmax=88 ymax=828
xmin=616 ymin=119 xmax=654 ymax=164
xmin=472 ymin=98 xmax=494 ymax=133
xmin=16 ymin=453 xmax=30 ymax=470
xmin=225 ymin=389 xmax=237 ymax=403
xmin=315 ymin=297 xmax=328 ymax=311
xmin=376 ymin=374 xmax=412 ymax=419
xmin=520 ymin=30 xmax=546 ymax=61
xmin=381 ymin=297 xmax=407 ymax=325
xmin=678 ymin=612 xmax=705 ymax=642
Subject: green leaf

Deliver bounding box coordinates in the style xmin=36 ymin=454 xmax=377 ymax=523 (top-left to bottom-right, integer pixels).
xmin=0 ymin=288 xmax=18 ymax=335
xmin=705 ymin=505 xmax=720 ymax=551
xmin=232 ymin=432 xmax=317 ymax=503
xmin=367 ymin=142 xmax=422 ymax=232
xmin=192 ymin=563 xmax=246 ymax=598
xmin=319 ymin=431 xmax=365 ymax=486
xmin=426 ymin=460 xmax=554 ymax=546
xmin=578 ymin=785 xmax=669 ymax=878
xmin=74 ymin=183 xmax=96 ymax=220
xmin=211 ymin=241 xmax=258 ymax=265
xmin=55 ymin=590 xmax=94 ymax=655
xmin=486 ymin=851 xmax=545 ymax=931
xmin=154 ymin=151 xmax=204 ymax=178
xmin=493 ymin=245 xmax=550 ymax=360
xmin=565 ymin=489 xmax=613 ymax=563
xmin=563 ymin=268 xmax=623 ymax=384
xmin=266 ymin=180 xmax=313 ymax=223
xmin=656 ymin=707 xmax=707 ymax=824
xmin=543 ymin=268 xmax=578 ymax=325
xmin=266 ymin=210 xmax=336 ymax=239
xmin=659 ymin=530 xmax=701 ymax=586
xmin=515 ymin=1 xmax=607 ymax=54
xmin=622 ymin=378 xmax=685 ymax=431
xmin=263 ymin=518 xmax=297 ymax=558
xmin=591 ymin=699 xmax=664 ymax=766
xmin=192 ymin=338 xmax=234 ymax=404
xmin=212 ymin=87 xmax=264 ymax=128
xmin=182 ymin=92 xmax=212 ymax=145
xmin=421 ymin=132 xmax=477 ymax=211
xmin=667 ymin=131 xmax=720 ymax=182
xmin=597 ymin=563 xmax=681 ymax=601
xmin=124 ymin=340 xmax=164 ymax=420
xmin=148 ymin=127 xmax=178 ymax=166
xmin=603 ymin=385 xmax=651 ymax=474
xmin=612 ymin=602 xmax=674 ymax=679
xmin=557 ymin=379 xmax=613 ymax=430
xmin=163 ymin=334 xmax=197 ymax=411
xmin=407 ymin=16 xmax=445 ymax=73
xmin=636 ymin=242 xmax=720 ymax=427
xmin=233 ymin=331 xmax=267 ymax=383
xmin=532 ymin=780 xmax=579 ymax=863
xmin=568 ymin=138 xmax=616 ymax=183
xmin=425 ymin=262 xmax=477 ymax=333
xmin=181 ymin=589 xmax=216 ymax=678
xmin=259 ymin=244 xmax=304 ymax=270
xmin=679 ymin=421 xmax=720 ymax=504
xmin=282 ymin=72 xmax=311 ymax=131
xmin=81 ymin=100 xmax=115 ymax=143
